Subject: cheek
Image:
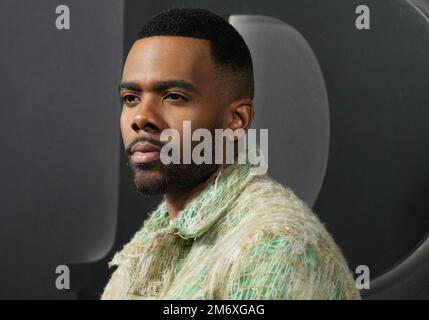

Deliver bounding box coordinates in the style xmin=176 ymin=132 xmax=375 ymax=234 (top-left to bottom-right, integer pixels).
xmin=170 ymin=105 xmax=222 ymax=130
xmin=120 ymin=110 xmax=132 ymax=146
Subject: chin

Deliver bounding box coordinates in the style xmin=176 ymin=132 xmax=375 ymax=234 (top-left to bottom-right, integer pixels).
xmin=133 ymin=166 xmax=160 ymax=182
xmin=132 ymin=167 xmax=165 ymax=195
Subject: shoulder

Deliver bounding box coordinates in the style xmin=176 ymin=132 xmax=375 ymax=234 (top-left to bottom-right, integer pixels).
xmin=232 ymin=174 xmax=329 ymax=246
xmin=222 ymin=175 xmax=361 ymax=299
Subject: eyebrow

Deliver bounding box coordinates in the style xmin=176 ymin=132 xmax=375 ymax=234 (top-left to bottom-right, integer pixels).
xmin=119 ymin=80 xmax=199 ymax=94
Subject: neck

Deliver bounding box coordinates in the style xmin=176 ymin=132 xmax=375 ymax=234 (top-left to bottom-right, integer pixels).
xmin=164 ymin=164 xmax=227 ymax=220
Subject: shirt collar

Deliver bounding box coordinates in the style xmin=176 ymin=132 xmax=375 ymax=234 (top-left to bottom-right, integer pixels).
xmin=147 ymin=162 xmax=254 ymax=240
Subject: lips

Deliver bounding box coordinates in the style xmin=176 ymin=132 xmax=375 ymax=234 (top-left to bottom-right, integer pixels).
xmin=130 ymin=141 xmax=161 ymax=164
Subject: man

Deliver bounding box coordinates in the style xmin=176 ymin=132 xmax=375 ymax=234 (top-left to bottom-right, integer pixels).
xmin=102 ymin=8 xmax=361 ymax=300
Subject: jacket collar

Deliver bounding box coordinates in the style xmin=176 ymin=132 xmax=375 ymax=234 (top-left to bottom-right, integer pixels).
xmin=146 ymin=162 xmax=254 ymax=240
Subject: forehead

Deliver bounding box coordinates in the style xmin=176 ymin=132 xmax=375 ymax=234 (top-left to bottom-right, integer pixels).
xmin=122 ymin=36 xmax=218 ymax=86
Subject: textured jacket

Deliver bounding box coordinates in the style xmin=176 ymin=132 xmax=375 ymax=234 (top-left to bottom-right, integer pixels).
xmin=101 ymin=162 xmax=361 ymax=300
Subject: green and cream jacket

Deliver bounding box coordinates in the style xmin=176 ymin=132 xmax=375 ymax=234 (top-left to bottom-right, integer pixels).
xmin=101 ymin=162 xmax=361 ymax=300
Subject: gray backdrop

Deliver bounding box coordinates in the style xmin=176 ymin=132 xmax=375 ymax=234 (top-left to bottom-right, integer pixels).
xmin=0 ymin=0 xmax=123 ymax=299
xmin=1 ymin=0 xmax=429 ymax=299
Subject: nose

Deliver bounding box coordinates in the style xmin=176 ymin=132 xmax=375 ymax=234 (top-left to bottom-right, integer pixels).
xmin=131 ymin=97 xmax=162 ymax=134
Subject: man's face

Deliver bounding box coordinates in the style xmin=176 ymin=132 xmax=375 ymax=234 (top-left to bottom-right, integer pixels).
xmin=120 ymin=36 xmax=230 ymax=195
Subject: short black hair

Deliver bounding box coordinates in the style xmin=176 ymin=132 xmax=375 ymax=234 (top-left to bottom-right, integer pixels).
xmin=137 ymin=8 xmax=254 ymax=99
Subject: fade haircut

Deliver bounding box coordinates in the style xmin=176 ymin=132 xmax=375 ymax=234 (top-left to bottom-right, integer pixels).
xmin=137 ymin=8 xmax=254 ymax=99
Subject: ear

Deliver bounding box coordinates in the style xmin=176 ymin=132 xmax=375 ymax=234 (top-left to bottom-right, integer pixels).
xmin=225 ymin=98 xmax=254 ymax=133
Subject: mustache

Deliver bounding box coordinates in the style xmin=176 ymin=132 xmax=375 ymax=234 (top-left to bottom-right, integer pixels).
xmin=125 ymin=135 xmax=166 ymax=156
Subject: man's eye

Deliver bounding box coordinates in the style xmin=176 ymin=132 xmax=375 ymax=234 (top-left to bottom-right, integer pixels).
xmin=163 ymin=93 xmax=187 ymax=103
xmin=121 ymin=94 xmax=140 ymax=106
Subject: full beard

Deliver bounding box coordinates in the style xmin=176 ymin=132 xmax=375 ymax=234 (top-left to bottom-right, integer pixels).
xmin=128 ymin=159 xmax=220 ymax=196
xmin=126 ymin=127 xmax=223 ymax=196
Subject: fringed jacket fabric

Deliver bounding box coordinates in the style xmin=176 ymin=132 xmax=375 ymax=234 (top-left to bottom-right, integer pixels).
xmin=101 ymin=162 xmax=361 ymax=300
